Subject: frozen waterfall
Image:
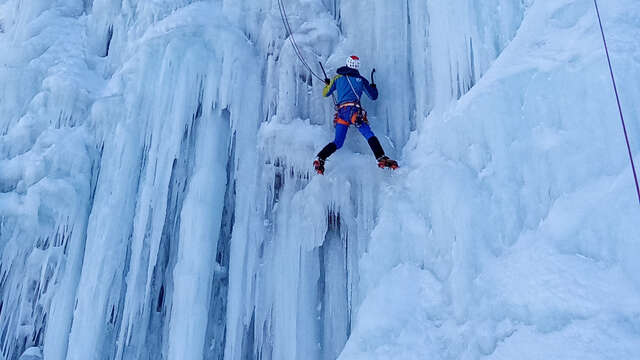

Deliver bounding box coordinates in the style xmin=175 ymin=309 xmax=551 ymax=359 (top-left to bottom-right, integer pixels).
xmin=1 ymin=0 xmax=639 ymax=359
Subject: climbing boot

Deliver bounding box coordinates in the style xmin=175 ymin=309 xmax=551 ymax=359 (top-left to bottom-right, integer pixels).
xmin=313 ymin=158 xmax=326 ymax=175
xmin=377 ymin=156 xmax=399 ymax=170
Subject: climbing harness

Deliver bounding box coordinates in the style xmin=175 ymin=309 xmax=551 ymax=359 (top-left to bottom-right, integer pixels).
xmin=337 ymin=102 xmax=361 ymax=110
xmin=333 ymin=102 xmax=368 ymax=127
xmin=277 ymin=0 xmax=324 ymax=82
xmin=593 ymin=0 xmax=640 ymax=204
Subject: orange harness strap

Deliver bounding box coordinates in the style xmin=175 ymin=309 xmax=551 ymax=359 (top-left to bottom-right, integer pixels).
xmin=335 ymin=117 xmax=352 ymax=126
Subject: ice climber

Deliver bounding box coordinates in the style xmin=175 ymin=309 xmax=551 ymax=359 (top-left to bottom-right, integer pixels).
xmin=313 ymin=55 xmax=398 ymax=175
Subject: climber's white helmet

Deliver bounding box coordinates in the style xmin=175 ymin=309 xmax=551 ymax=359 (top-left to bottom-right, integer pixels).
xmin=346 ymin=55 xmax=360 ymax=70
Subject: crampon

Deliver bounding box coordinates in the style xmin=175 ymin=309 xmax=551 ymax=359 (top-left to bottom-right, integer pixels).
xmin=313 ymin=159 xmax=325 ymax=175
xmin=377 ymin=156 xmax=399 ymax=170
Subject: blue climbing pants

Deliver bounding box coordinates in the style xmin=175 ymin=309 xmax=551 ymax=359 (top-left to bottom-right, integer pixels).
xmin=333 ymin=123 xmax=375 ymax=149
xmin=332 ymin=105 xmax=375 ymax=148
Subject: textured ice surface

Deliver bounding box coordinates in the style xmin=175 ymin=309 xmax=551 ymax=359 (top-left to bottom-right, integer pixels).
xmin=1 ymin=0 xmax=639 ymax=359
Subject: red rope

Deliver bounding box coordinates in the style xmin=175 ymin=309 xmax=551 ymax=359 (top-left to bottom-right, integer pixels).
xmin=594 ymin=0 xmax=640 ymax=205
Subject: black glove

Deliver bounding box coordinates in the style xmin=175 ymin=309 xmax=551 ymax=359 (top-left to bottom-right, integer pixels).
xmin=370 ymin=83 xmax=376 ymax=88
xmin=324 ymin=78 xmax=331 ymax=85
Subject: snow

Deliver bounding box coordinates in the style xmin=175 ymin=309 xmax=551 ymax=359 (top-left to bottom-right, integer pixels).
xmin=1 ymin=0 xmax=639 ymax=359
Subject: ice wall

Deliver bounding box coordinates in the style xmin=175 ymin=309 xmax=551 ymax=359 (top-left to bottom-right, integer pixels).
xmin=0 ymin=2 xmax=96 ymax=359
xmin=222 ymin=1 xmax=527 ymax=359
xmin=1 ymin=1 xmax=260 ymax=359
xmin=341 ymin=0 xmax=640 ymax=358
xmin=1 ymin=0 xmax=639 ymax=359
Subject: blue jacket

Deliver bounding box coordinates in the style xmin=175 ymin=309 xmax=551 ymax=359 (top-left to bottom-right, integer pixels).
xmin=323 ymin=66 xmax=378 ymax=104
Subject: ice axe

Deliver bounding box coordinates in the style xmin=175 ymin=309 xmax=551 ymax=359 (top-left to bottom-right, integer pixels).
xmin=319 ymin=61 xmax=337 ymax=107
xmin=319 ymin=61 xmax=329 ymax=83
xmin=370 ymin=68 xmax=376 ymax=85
